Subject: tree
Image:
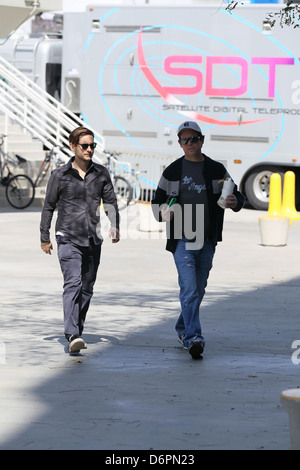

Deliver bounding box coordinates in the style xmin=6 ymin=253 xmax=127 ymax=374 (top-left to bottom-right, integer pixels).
xmin=226 ymin=0 xmax=300 ymax=28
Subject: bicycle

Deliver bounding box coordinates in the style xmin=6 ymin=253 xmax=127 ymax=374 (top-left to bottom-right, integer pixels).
xmin=104 ymin=150 xmax=133 ymax=210
xmin=0 ymin=135 xmax=35 ymax=209
xmin=34 ymin=146 xmax=66 ymax=188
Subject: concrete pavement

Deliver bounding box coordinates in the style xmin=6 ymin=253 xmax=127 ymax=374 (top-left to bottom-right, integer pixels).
xmin=0 ymin=203 xmax=300 ymax=451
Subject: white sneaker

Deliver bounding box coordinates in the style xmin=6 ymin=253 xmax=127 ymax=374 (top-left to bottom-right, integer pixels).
xmin=178 ymin=334 xmax=188 ymax=349
xmin=68 ymin=336 xmax=86 ymax=353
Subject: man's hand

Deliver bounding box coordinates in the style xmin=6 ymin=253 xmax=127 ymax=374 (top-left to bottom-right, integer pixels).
xmin=225 ymin=194 xmax=237 ymax=209
xmin=160 ymin=204 xmax=174 ymax=222
xmin=41 ymin=241 xmax=53 ymax=255
xmin=109 ymin=227 xmax=120 ymax=243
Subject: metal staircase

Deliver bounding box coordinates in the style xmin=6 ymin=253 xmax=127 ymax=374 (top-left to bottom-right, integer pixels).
xmin=0 ymin=53 xmax=106 ymax=165
xmin=0 ymin=52 xmax=165 ymax=206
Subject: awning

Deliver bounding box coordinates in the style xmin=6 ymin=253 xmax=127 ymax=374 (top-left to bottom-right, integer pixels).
xmin=0 ymin=0 xmax=62 ymax=39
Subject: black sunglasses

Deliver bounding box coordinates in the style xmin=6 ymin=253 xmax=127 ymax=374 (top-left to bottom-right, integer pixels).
xmin=78 ymin=142 xmax=97 ymax=150
xmin=179 ymin=136 xmax=202 ymax=145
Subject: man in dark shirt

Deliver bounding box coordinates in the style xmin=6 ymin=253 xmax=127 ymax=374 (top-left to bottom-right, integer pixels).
xmin=40 ymin=126 xmax=120 ymax=353
xmin=151 ymin=121 xmax=244 ymax=359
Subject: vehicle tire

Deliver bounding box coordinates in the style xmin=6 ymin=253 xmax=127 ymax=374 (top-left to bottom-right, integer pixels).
xmin=114 ymin=176 xmax=133 ymax=210
xmin=6 ymin=174 xmax=35 ymax=209
xmin=244 ymin=166 xmax=284 ymax=210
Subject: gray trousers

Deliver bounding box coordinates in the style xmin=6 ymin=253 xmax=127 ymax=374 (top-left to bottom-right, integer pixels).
xmin=56 ymin=235 xmax=101 ymax=338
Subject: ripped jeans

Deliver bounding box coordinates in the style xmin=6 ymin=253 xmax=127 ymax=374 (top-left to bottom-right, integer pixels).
xmin=173 ymin=238 xmax=215 ymax=348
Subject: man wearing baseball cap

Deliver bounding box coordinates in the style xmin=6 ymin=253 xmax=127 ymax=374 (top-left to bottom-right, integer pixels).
xmin=151 ymin=121 xmax=244 ymax=359
xmin=177 ymin=120 xmax=203 ymax=135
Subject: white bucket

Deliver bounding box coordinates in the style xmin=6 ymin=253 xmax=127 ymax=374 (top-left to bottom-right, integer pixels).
xmin=258 ymin=216 xmax=289 ymax=246
xmin=281 ymin=389 xmax=300 ymax=450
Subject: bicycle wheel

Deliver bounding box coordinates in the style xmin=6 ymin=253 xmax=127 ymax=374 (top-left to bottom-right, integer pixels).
xmin=114 ymin=176 xmax=133 ymax=210
xmin=6 ymin=174 xmax=35 ymax=209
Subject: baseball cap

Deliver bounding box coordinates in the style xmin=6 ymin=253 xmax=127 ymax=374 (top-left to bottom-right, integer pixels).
xmin=177 ymin=121 xmax=202 ymax=136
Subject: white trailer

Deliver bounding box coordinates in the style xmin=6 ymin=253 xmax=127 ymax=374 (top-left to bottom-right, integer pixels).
xmin=0 ymin=35 xmax=62 ymax=99
xmin=61 ymin=3 xmax=300 ymax=209
xmin=1 ymin=5 xmax=300 ymax=208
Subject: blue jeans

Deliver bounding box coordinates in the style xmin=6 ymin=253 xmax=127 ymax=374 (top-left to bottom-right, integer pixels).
xmin=56 ymin=235 xmax=101 ymax=338
xmin=173 ymin=238 xmax=215 ymax=348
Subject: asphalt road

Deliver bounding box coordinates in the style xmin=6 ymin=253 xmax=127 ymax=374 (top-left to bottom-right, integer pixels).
xmin=0 ymin=204 xmax=299 ymax=451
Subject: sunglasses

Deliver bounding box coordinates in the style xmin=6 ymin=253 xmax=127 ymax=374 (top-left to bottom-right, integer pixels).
xmin=78 ymin=142 xmax=97 ymax=150
xmin=179 ymin=136 xmax=202 ymax=145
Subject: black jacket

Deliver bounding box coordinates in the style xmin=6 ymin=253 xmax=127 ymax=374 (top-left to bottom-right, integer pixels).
xmin=151 ymin=154 xmax=245 ymax=253
xmin=40 ymin=157 xmax=119 ymax=246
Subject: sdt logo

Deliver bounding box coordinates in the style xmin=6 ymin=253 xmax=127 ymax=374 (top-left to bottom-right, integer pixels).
xmin=291 ymin=340 xmax=300 ymax=365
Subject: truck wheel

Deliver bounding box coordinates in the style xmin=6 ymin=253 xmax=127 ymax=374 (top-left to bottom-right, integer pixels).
xmin=244 ymin=167 xmax=284 ymax=210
